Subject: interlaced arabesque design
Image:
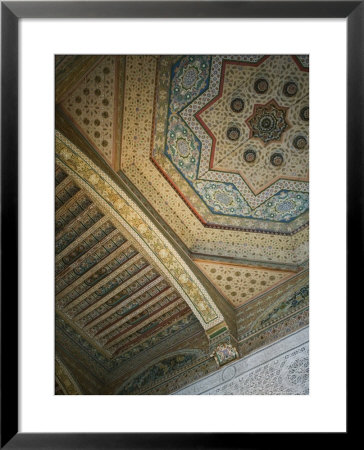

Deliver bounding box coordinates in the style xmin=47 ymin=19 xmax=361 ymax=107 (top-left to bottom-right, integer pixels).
xmin=152 ymin=55 xmax=309 ymax=234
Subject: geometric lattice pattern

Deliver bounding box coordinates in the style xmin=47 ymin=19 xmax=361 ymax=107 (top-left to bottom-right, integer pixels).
xmin=195 ymin=260 xmax=296 ymax=308
xmin=55 ymin=55 xmax=309 ymax=395
xmin=61 ymin=56 xmax=116 ymax=164
xmin=153 ymin=55 xmax=309 ymax=234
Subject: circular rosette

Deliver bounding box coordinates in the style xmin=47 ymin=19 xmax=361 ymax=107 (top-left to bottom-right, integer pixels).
xmin=226 ymin=126 xmax=241 ymax=141
xmin=270 ymin=152 xmax=284 ymax=167
xmin=283 ymin=81 xmax=299 ymax=97
xmin=254 ymin=78 xmax=269 ymax=94
xmin=230 ymin=97 xmax=245 ymax=113
xmin=243 ymin=149 xmax=257 ymax=163
xmin=300 ymin=106 xmax=309 ymax=122
xmin=293 ymin=135 xmax=308 ymax=150
xmin=246 ymin=99 xmax=289 ymax=144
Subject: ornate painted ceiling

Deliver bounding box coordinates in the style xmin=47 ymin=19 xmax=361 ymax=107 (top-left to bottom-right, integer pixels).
xmin=153 ymin=55 xmax=308 ymax=235
xmin=55 ymin=55 xmax=309 ymax=395
xmin=55 ymin=154 xmax=217 ymax=394
xmin=56 ymin=164 xmax=197 ymax=360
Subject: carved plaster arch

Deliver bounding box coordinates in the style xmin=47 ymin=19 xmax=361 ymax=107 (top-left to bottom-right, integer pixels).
xmin=55 ymin=132 xmax=227 ymax=336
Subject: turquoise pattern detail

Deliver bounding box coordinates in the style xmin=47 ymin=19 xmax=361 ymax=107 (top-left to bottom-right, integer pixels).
xmin=118 ymin=352 xmax=197 ymax=394
xmin=169 ymin=56 xmax=211 ymax=112
xmin=260 ymin=285 xmax=309 ymax=326
xmin=163 ymin=55 xmax=309 ymax=224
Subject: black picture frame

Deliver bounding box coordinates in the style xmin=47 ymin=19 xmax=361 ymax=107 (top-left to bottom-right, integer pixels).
xmin=1 ymin=1 xmax=355 ymax=448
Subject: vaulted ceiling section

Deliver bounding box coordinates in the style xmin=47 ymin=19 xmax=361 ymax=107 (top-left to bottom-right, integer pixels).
xmin=55 ymin=55 xmax=309 ymax=394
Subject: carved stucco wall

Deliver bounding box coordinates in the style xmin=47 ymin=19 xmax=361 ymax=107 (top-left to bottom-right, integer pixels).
xmin=173 ymin=326 xmax=308 ymax=395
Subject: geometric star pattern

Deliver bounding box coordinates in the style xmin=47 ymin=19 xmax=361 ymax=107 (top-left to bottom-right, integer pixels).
xmin=55 ymin=55 xmax=309 ymax=395
xmin=61 ymin=56 xmax=116 ymax=165
xmin=153 ymin=55 xmax=309 ymax=233
xmin=195 ymin=260 xmax=296 ymax=308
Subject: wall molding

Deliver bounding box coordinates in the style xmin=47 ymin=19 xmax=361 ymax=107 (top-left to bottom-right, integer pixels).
xmin=173 ymin=326 xmax=308 ymax=395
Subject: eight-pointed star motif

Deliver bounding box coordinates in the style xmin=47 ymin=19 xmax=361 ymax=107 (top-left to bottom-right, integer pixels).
xmin=245 ymin=99 xmax=290 ymax=144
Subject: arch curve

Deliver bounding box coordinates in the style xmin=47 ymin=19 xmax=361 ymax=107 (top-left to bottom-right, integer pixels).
xmin=56 ymin=132 xmax=226 ymax=334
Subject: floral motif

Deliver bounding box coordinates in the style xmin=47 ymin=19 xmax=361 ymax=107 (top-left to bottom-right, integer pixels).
xmin=118 ymin=353 xmax=196 ymax=394
xmin=230 ymin=97 xmax=244 ymax=113
xmin=260 ymin=284 xmax=309 ymax=326
xmin=211 ymin=343 xmax=239 ymax=367
xmin=169 ymin=56 xmax=210 ymax=112
xmin=287 ymin=356 xmax=309 ymax=385
xmin=246 ymin=99 xmax=289 ymax=144
xmin=157 ymin=55 xmax=309 ymax=232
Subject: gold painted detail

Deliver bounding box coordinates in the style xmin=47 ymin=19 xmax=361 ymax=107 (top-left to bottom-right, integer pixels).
xmin=118 ymin=55 xmax=308 ymax=263
xmin=55 ymin=132 xmax=225 ymax=330
xmin=196 ymin=260 xmax=296 ymax=308
xmin=61 ymin=56 xmax=116 ymax=164
xmin=210 ymin=343 xmax=239 ymax=368
xmin=206 ymin=321 xmax=228 ymax=338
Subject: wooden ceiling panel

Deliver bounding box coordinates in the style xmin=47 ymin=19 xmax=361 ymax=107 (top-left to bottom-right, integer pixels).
xmin=55 ymin=55 xmax=310 ymax=394
xmin=55 ymin=165 xmax=208 ymax=382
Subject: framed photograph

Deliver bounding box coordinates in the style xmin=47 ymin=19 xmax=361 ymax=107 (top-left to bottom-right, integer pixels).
xmin=1 ymin=1 xmax=354 ymax=447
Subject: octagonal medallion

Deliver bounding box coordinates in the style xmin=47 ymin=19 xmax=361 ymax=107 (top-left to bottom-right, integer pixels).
xmin=246 ymin=99 xmax=290 ymax=144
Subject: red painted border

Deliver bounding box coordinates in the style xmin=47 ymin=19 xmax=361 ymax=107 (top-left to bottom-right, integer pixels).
xmin=150 ymin=155 xmax=308 ymax=235
xmin=292 ymin=55 xmax=310 ymax=72
xmin=149 ymin=55 xmax=308 ymax=235
xmin=195 ymin=56 xmax=270 ymax=169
